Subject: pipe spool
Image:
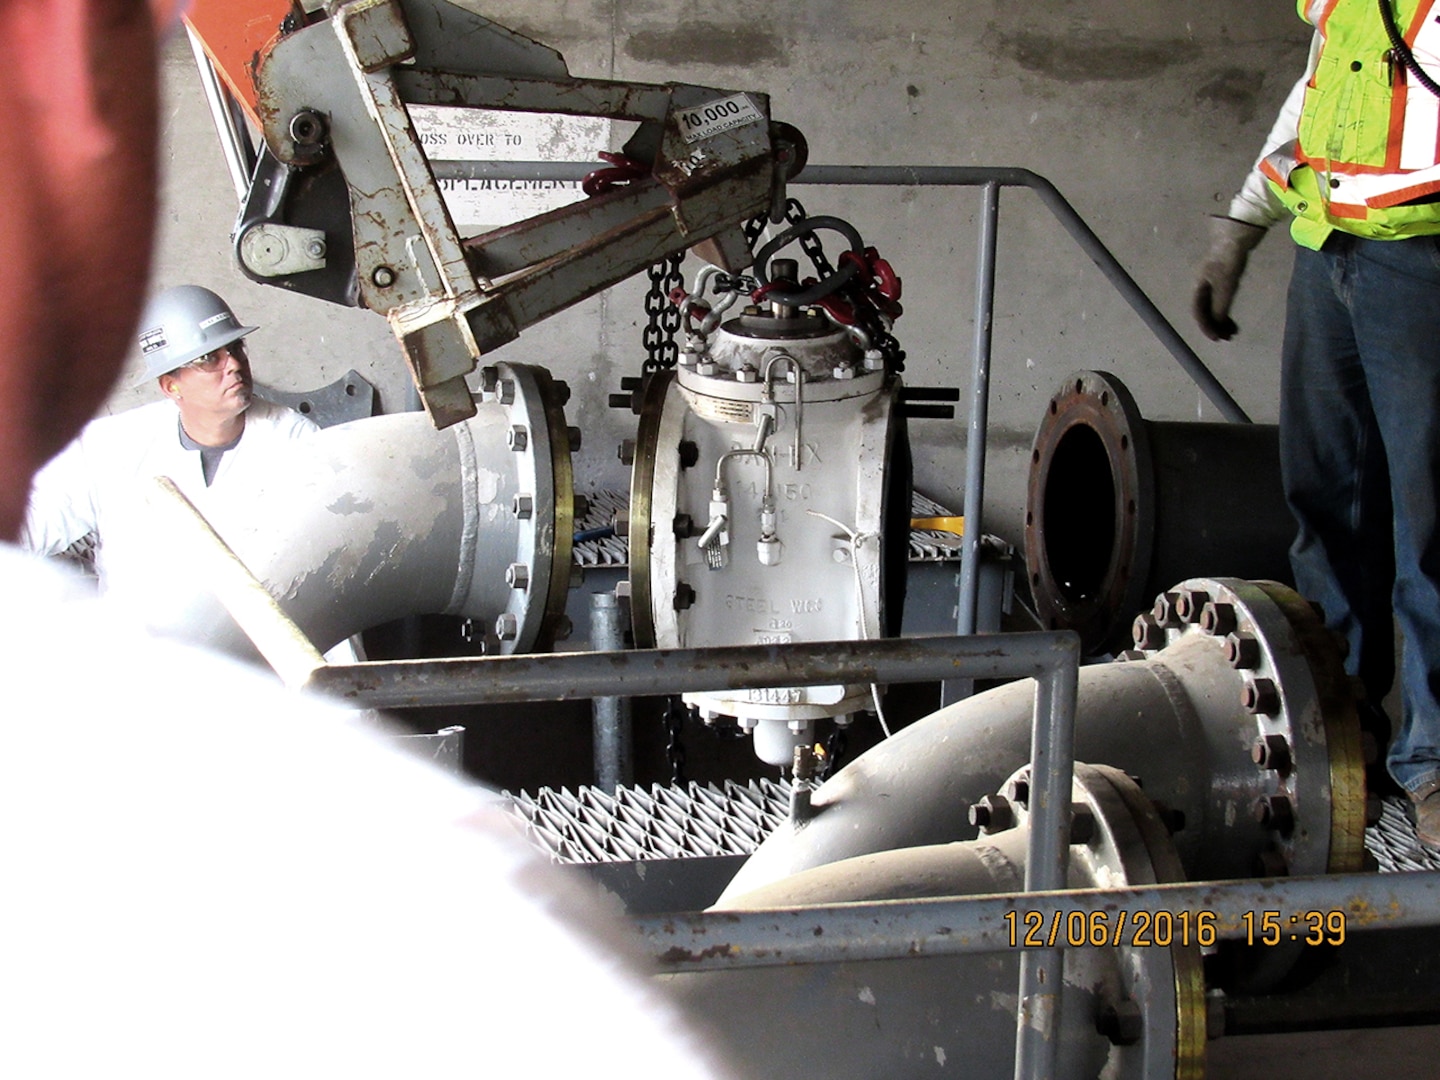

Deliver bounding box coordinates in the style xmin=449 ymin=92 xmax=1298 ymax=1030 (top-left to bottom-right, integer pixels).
xmin=1025 ymin=371 xmax=1294 ymax=656
xmin=718 ymin=578 xmax=1367 ymax=914
xmin=667 ymin=764 xmax=1207 ymax=1080
xmin=127 ymin=362 xmax=575 ymax=659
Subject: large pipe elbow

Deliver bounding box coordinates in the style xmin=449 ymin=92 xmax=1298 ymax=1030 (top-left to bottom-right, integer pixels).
xmin=718 ymin=578 xmax=1367 ymax=905
xmin=129 ymin=362 xmax=573 ymax=660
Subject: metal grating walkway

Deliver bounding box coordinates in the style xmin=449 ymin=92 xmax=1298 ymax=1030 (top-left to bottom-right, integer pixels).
xmin=503 ymin=779 xmax=791 ymax=863
xmin=508 ymin=786 xmax=1440 ymax=873
xmin=1366 ymin=795 xmax=1440 ymax=873
xmin=571 ymin=490 xmax=966 ymax=567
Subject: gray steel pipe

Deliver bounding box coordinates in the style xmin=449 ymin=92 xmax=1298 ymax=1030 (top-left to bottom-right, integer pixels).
xmin=1025 ymin=371 xmax=1293 ymax=655
xmin=718 ymin=578 xmax=1365 ymax=904
xmin=644 ymin=869 xmax=1440 ymax=972
xmin=590 ymin=591 xmax=633 ymax=792
xmin=129 ymin=363 xmax=571 ymax=657
xmin=305 ymin=631 xmax=1080 ymax=709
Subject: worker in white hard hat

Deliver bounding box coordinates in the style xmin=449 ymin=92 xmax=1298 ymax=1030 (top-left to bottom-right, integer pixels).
xmin=21 ymin=284 xmax=317 ymax=587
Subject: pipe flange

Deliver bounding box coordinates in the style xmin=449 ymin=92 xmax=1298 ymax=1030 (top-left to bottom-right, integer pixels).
xmin=626 ymin=371 xmax=675 ymax=649
xmin=1003 ymin=763 xmax=1205 ymax=1080
xmin=1024 ymin=371 xmax=1156 ymax=655
xmin=1122 ymin=578 xmax=1366 ymax=881
xmin=461 ymin=362 xmax=573 ymax=654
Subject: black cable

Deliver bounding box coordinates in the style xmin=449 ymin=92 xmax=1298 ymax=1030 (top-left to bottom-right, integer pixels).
xmin=1379 ymin=0 xmax=1440 ymax=99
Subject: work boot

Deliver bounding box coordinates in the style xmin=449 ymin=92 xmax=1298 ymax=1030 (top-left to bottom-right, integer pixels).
xmin=1410 ymin=779 xmax=1440 ymax=850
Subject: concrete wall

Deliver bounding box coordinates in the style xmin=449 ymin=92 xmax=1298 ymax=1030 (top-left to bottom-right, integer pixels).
xmin=132 ymin=0 xmax=1311 ymax=544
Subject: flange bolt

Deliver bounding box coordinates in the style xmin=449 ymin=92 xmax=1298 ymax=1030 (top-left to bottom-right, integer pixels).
xmin=1251 ymin=733 xmax=1292 ymax=773
xmin=1152 ymin=591 xmax=1183 ymax=628
xmin=1223 ymin=632 xmax=1261 ymax=670
xmin=1175 ymin=589 xmax=1210 ymax=623
xmin=1242 ymin=677 xmax=1281 ymax=716
xmin=1132 ymin=613 xmax=1166 ymax=651
xmin=1200 ymin=601 xmax=1238 ymax=636
xmin=968 ymin=794 xmax=1015 ymax=834
xmin=1252 ymin=794 xmax=1295 ymax=835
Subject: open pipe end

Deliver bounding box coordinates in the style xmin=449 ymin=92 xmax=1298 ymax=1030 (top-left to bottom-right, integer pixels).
xmin=1024 ymin=371 xmax=1155 ymax=655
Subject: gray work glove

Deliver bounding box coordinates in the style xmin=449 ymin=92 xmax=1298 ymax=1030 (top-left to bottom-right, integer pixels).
xmin=1191 ymin=215 xmax=1267 ymax=342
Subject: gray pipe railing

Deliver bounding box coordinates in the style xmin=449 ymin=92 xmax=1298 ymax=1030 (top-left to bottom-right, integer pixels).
xmin=635 ymin=869 xmax=1440 ymax=971
xmin=311 ymin=630 xmax=1080 ymax=1080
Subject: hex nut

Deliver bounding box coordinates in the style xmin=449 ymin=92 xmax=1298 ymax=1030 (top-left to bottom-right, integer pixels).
xmin=618 ymin=439 xmax=636 ymax=466
xmin=1251 ymin=733 xmax=1292 ymax=773
xmin=1223 ymin=632 xmax=1261 ymax=670
xmin=551 ymin=379 xmax=571 ymax=406
xmin=612 ymin=513 xmax=630 ymax=539
xmin=512 ymin=493 xmax=534 ymax=519
xmin=678 ymin=441 xmax=700 ymax=469
xmin=478 ymin=366 xmax=500 ymax=394
xmin=567 ymin=426 xmax=582 ymax=452
xmin=495 ymin=613 xmax=519 ymax=641
xmin=1175 ymin=589 xmax=1211 ymax=624
xmin=507 ymin=425 xmax=528 ymax=452
xmin=1070 ymin=804 xmax=1097 ymax=845
xmin=673 ymin=583 xmax=697 ymax=611
xmin=1252 ymin=794 xmax=1295 ymax=836
xmin=968 ymin=794 xmax=1015 ymax=834
xmin=1097 ymin=1000 xmax=1143 ymax=1047
xmin=505 ymin=563 xmax=529 ymax=590
xmin=1242 ymin=677 xmax=1281 ymax=716
xmin=497 ymin=379 xmax=516 ymax=406
xmin=1152 ymin=591 xmax=1183 ymax=628
xmin=1132 ymin=612 xmax=1166 ymax=651
xmin=1200 ymin=601 xmax=1238 ymax=637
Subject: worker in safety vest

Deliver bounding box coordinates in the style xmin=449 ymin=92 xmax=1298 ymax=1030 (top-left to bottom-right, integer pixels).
xmin=22 ymin=285 xmax=317 ymax=587
xmin=1193 ymin=0 xmax=1440 ymax=847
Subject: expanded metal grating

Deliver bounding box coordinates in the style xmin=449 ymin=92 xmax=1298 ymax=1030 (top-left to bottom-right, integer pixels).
xmin=504 ymin=779 xmax=792 ymax=864
xmin=509 ymin=784 xmax=1440 ymax=873
xmin=1366 ymin=795 xmax=1440 ymax=873
xmin=571 ymin=489 xmax=965 ymax=568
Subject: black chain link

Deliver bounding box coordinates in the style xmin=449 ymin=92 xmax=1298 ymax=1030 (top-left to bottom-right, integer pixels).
xmin=662 ymin=696 xmax=688 ymax=786
xmin=642 ymin=253 xmax=685 ymax=373
xmin=745 ymin=198 xmax=905 ymax=373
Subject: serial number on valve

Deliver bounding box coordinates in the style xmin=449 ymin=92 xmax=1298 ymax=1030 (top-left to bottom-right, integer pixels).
xmin=1003 ymin=909 xmax=1348 ymax=948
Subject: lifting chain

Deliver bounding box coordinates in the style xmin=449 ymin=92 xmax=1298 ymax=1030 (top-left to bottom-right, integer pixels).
xmin=662 ymin=696 xmax=688 ymax=786
xmin=642 ymin=253 xmax=685 ymax=373
xmin=746 ymin=198 xmax=906 ymax=374
xmin=745 ymin=197 xmax=833 ymax=277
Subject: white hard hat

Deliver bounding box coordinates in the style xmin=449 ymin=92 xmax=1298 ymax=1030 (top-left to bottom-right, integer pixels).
xmin=134 ymin=285 xmax=257 ymax=384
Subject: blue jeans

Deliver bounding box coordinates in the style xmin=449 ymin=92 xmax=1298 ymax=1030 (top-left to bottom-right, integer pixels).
xmin=1282 ymin=233 xmax=1440 ymax=795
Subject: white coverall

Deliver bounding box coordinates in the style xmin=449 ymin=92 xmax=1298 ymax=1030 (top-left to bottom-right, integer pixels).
xmin=0 ymin=544 xmax=739 ymax=1080
xmin=22 ymin=396 xmax=317 ymax=587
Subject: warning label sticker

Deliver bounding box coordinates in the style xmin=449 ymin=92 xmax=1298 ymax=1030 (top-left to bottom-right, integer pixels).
xmin=673 ymin=94 xmax=764 ymax=145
